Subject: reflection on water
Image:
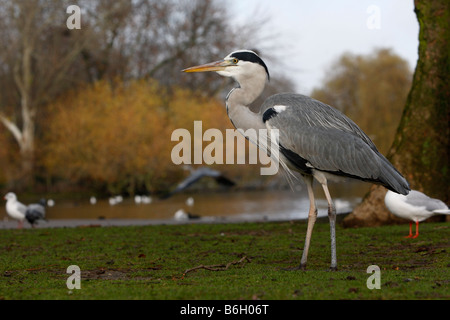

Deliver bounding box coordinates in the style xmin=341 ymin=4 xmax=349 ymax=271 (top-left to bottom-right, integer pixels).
xmin=37 ymin=181 xmax=371 ymax=222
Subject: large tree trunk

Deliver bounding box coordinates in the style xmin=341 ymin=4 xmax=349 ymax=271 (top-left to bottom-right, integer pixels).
xmin=343 ymin=0 xmax=449 ymax=227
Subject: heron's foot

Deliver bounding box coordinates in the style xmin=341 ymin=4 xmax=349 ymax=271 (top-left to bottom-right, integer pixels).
xmin=329 ymin=266 xmax=338 ymax=272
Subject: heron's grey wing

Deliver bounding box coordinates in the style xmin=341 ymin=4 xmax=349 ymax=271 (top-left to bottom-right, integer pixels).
xmin=278 ymin=124 xmax=387 ymax=181
xmin=263 ymin=94 xmax=409 ymax=194
xmin=405 ymin=190 xmax=449 ymax=211
xmin=261 ymin=94 xmax=377 ymax=149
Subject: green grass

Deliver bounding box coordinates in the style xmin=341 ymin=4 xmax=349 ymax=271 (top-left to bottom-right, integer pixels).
xmin=0 ymin=219 xmax=448 ymax=300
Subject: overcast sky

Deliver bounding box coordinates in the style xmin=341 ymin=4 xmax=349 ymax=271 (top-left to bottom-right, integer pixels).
xmin=228 ymin=0 xmax=419 ymax=94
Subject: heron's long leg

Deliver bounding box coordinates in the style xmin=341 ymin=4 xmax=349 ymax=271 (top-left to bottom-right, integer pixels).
xmin=321 ymin=182 xmax=337 ymax=271
xmin=299 ymin=175 xmax=317 ymax=270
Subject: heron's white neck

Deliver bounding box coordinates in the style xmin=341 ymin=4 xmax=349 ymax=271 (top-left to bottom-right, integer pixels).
xmin=226 ymin=74 xmax=267 ymax=132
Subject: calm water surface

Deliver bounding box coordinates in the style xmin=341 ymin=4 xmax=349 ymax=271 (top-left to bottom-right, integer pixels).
xmin=9 ymin=182 xmax=371 ymax=225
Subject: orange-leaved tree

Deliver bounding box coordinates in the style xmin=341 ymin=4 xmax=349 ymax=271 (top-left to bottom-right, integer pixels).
xmin=41 ymin=79 xmax=262 ymax=195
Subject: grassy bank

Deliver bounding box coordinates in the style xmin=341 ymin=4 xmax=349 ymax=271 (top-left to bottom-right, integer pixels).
xmin=0 ymin=219 xmax=448 ymax=300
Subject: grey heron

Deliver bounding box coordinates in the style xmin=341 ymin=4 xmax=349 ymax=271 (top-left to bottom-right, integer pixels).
xmin=385 ymin=190 xmax=449 ymax=238
xmin=183 ymin=50 xmax=410 ymax=270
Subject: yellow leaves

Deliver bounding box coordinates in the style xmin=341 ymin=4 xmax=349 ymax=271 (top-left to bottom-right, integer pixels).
xmin=42 ymin=79 xmax=236 ymax=193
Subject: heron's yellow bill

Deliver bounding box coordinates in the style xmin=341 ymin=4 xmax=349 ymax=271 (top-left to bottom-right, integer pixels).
xmin=182 ymin=60 xmax=230 ymax=73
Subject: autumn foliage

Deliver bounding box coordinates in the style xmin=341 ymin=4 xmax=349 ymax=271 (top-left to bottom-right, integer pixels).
xmin=40 ymin=79 xmax=254 ymax=194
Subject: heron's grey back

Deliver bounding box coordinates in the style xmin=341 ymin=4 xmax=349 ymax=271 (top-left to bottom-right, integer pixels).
xmin=262 ymin=93 xmax=410 ymax=194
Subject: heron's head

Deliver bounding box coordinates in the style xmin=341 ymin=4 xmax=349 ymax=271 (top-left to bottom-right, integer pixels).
xmin=183 ymin=50 xmax=270 ymax=83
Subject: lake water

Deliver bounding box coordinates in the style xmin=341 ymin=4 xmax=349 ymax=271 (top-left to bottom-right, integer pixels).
xmin=1 ymin=181 xmax=371 ymax=228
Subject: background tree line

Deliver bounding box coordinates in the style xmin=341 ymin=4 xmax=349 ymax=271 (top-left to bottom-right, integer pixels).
xmin=0 ymin=0 xmax=274 ymax=193
xmin=0 ymin=0 xmax=413 ymax=198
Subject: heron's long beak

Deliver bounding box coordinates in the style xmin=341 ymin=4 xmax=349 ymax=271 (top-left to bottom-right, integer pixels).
xmin=182 ymin=60 xmax=232 ymax=73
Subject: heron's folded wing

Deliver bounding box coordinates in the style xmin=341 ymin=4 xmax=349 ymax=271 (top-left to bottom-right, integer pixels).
xmin=264 ymin=99 xmax=409 ymax=193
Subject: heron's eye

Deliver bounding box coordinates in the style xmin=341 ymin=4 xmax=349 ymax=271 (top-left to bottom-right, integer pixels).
xmin=232 ymin=58 xmax=238 ymax=64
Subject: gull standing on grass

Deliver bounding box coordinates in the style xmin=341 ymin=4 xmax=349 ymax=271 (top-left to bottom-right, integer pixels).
xmin=385 ymin=190 xmax=450 ymax=238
